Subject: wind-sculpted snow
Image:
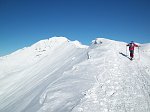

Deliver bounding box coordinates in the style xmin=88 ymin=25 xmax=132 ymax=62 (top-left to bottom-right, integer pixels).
xmin=72 ymin=40 xmax=150 ymax=112
xmin=0 ymin=37 xmax=150 ymax=112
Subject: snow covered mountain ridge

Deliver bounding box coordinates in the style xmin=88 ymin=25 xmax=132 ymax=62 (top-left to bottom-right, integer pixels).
xmin=1 ymin=36 xmax=88 ymax=57
xmin=31 ymin=36 xmax=88 ymax=50
xmin=0 ymin=37 xmax=150 ymax=112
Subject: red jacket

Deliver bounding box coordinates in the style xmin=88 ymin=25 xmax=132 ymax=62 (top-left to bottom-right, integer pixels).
xmin=127 ymin=43 xmax=139 ymax=50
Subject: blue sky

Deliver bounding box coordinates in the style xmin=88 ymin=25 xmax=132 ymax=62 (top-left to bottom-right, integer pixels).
xmin=0 ymin=0 xmax=150 ymax=56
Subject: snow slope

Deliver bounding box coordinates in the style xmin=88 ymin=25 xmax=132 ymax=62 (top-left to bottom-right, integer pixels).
xmin=0 ymin=37 xmax=150 ymax=112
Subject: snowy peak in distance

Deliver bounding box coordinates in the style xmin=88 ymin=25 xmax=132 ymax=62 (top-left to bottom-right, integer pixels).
xmin=3 ymin=37 xmax=87 ymax=57
xmin=27 ymin=36 xmax=88 ymax=51
xmin=31 ymin=36 xmax=70 ymax=50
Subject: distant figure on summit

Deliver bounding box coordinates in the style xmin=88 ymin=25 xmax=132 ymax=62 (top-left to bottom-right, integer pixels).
xmin=126 ymin=41 xmax=140 ymax=60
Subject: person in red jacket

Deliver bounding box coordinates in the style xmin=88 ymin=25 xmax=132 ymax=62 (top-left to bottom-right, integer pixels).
xmin=126 ymin=41 xmax=139 ymax=60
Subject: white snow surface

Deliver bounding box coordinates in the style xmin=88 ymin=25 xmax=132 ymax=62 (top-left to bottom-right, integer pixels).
xmin=0 ymin=37 xmax=150 ymax=112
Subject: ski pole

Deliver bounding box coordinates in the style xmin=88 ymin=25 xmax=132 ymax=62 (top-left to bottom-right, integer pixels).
xmin=138 ymin=47 xmax=140 ymax=60
xmin=126 ymin=46 xmax=127 ymax=56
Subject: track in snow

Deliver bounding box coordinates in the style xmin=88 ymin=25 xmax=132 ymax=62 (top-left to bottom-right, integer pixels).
xmin=72 ymin=40 xmax=150 ymax=112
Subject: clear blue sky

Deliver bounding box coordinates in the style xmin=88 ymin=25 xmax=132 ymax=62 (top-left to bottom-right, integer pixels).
xmin=0 ymin=0 xmax=150 ymax=56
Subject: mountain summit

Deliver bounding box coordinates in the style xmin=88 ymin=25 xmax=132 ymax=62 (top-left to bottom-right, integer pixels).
xmin=0 ymin=37 xmax=150 ymax=112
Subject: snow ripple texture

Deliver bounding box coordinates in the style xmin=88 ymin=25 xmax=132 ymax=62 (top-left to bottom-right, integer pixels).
xmin=0 ymin=37 xmax=150 ymax=112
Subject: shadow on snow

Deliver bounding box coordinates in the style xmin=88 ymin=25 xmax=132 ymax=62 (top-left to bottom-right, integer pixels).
xmin=119 ymin=52 xmax=131 ymax=60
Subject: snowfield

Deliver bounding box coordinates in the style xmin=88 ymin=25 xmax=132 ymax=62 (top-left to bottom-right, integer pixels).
xmin=0 ymin=37 xmax=150 ymax=112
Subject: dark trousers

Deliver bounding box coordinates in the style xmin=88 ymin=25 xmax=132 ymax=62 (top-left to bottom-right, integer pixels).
xmin=129 ymin=50 xmax=134 ymax=58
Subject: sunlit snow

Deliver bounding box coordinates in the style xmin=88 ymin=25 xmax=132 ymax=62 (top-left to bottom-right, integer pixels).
xmin=0 ymin=37 xmax=150 ymax=112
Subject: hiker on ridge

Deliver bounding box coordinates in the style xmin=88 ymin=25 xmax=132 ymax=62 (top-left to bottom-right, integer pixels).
xmin=126 ymin=41 xmax=140 ymax=60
